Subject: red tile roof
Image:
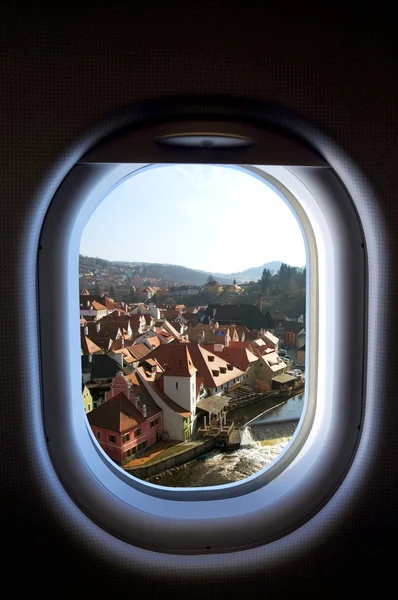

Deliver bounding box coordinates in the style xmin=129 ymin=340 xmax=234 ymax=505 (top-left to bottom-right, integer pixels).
xmin=87 ymin=392 xmax=146 ymax=432
xmin=109 ymin=338 xmax=135 ymax=351
xmin=144 ymin=340 xmax=244 ymax=388
xmin=127 ymin=344 xmax=152 ymax=361
xmin=206 ymin=345 xmax=258 ymax=371
xmin=136 ymin=367 xmax=190 ymax=418
xmin=88 ymin=301 xmax=107 ymax=311
xmin=141 ymin=335 xmax=161 ymax=348
xmin=163 ymin=344 xmax=197 ymax=377
xmin=80 ymin=330 xmax=103 ymax=355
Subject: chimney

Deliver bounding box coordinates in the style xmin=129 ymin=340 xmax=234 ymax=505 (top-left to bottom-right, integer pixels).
xmin=87 ymin=301 xmax=90 ymax=307
xmin=121 ymin=337 xmax=124 ymax=347
xmin=141 ymin=404 xmax=147 ymax=418
xmin=84 ymin=326 xmax=88 ymax=335
xmin=257 ymin=294 xmax=262 ymax=312
xmin=96 ymin=322 xmax=100 ymax=332
xmin=88 ymin=353 xmax=92 ymax=363
xmin=118 ymin=311 xmax=120 ymax=317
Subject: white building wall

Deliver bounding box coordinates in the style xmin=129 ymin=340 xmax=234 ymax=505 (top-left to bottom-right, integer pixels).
xmin=139 ymin=378 xmax=184 ymax=441
xmin=163 ymin=374 xmax=196 ymax=414
xmin=80 ymin=308 xmax=109 ymax=320
xmin=148 ymin=306 xmax=161 ymax=319
xmin=246 ymin=358 xmax=285 ymax=387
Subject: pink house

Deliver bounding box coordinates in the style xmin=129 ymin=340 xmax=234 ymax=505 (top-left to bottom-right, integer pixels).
xmin=87 ymin=372 xmax=162 ymax=464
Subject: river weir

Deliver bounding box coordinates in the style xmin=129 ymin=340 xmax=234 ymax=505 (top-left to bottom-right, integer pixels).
xmin=146 ymin=392 xmax=304 ymax=487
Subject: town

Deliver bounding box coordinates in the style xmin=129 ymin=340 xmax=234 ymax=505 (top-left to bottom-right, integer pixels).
xmin=80 ymin=256 xmax=306 ymax=483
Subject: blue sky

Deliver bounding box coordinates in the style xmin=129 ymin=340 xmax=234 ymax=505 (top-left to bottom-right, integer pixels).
xmin=80 ymin=165 xmax=306 ymax=273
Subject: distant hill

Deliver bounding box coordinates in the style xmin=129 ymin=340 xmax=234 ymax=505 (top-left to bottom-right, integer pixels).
xmin=79 ymin=255 xmax=298 ymax=286
xmin=138 ymin=261 xmax=286 ymax=284
xmin=213 ymin=261 xmax=283 ymax=283
xmin=138 ymin=263 xmax=226 ymax=285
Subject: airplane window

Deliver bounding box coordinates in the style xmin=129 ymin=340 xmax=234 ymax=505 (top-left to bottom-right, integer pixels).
xmin=38 ymin=116 xmax=365 ymax=553
xmin=79 ymin=164 xmax=308 ymax=488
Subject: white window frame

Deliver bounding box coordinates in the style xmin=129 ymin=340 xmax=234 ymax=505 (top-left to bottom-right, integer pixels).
xmin=38 ymin=142 xmax=365 ymax=555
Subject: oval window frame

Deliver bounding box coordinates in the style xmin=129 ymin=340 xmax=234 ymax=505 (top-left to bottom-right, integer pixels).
xmin=38 ymin=107 xmax=366 ymax=554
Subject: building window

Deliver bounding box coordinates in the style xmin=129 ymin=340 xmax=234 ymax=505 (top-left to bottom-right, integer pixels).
xmin=176 ymin=382 xmax=178 ymax=390
xmin=122 ymin=433 xmax=130 ymax=443
xmin=109 ymin=434 xmax=116 ymax=443
xmin=134 ymin=428 xmax=141 ymax=438
xmin=87 ymin=404 xmax=91 ymax=411
xmin=150 ymin=418 xmax=159 ymax=428
xmin=96 ymin=431 xmax=101 ymax=440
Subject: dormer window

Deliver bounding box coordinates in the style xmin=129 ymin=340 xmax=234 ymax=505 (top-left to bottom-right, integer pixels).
xmin=212 ymin=369 xmax=219 ymax=377
xmin=227 ymin=364 xmax=233 ymax=371
xmin=220 ymin=367 xmax=226 ymax=374
xmin=208 ymin=355 xmax=215 ymax=362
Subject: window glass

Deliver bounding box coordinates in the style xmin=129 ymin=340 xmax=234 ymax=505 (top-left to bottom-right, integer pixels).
xmin=80 ymin=165 xmax=307 ymax=487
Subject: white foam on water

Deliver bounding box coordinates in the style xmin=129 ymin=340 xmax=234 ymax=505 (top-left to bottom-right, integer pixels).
xmin=153 ymin=423 xmax=295 ymax=487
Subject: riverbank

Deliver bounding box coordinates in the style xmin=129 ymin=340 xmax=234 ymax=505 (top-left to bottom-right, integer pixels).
xmin=227 ymin=382 xmax=305 ymax=428
xmin=145 ymin=420 xmax=298 ymax=487
xmin=125 ymin=438 xmax=215 ymax=480
xmin=124 ymin=385 xmax=305 ymax=485
xmin=226 ymin=382 xmax=304 ymax=412
xmin=140 ymin=392 xmax=304 ymax=487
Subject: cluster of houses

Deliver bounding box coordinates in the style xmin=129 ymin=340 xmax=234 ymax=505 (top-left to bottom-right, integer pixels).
xmin=80 ymin=290 xmax=306 ymax=465
xmin=133 ymin=280 xmax=243 ymax=300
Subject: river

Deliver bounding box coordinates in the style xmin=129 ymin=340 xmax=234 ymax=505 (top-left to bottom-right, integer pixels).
xmin=147 ymin=392 xmax=305 ymax=488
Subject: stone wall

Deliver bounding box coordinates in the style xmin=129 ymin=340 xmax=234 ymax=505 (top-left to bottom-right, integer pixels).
xmin=125 ymin=438 xmax=215 ymax=480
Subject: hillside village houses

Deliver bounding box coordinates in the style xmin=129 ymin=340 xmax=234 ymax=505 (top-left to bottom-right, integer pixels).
xmin=87 ymin=371 xmax=163 ymax=464
xmin=80 ymin=291 xmax=304 ymax=464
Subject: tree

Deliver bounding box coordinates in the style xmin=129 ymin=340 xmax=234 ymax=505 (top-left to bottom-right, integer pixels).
xmin=207 ymin=275 xmax=216 ymax=283
xmin=260 ymin=268 xmax=273 ymax=295
xmin=233 ymin=278 xmax=236 ymax=285
xmin=298 ymin=266 xmax=306 ymax=289
xmin=285 ymin=279 xmax=299 ymax=297
xmin=278 ymin=263 xmax=290 ymax=283
xmin=109 ymin=286 xmax=115 ymax=299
